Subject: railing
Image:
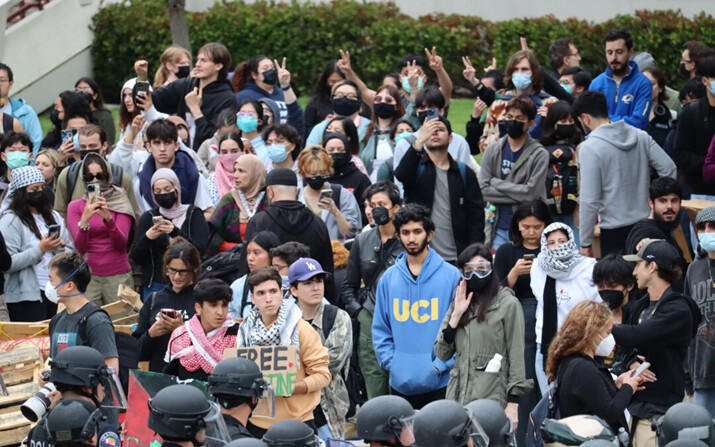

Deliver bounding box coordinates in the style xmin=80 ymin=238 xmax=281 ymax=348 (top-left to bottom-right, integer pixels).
xmin=6 ymin=0 xmax=51 ymax=24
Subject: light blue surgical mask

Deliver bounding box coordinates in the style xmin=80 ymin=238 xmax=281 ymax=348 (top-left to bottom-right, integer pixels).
xmin=267 ymin=144 xmax=289 ymax=163
xmin=709 ymin=80 xmax=715 ymax=96
xmin=394 ymin=131 xmax=414 ymax=143
xmin=699 ymin=232 xmax=715 ymax=252
xmin=5 ymin=151 xmax=30 ymax=170
xmin=560 ymin=83 xmax=573 ymax=95
xmin=401 ymin=76 xmax=424 ymax=94
xmin=512 ymin=73 xmax=532 ymax=91
xmin=236 ymin=116 xmax=259 ymax=133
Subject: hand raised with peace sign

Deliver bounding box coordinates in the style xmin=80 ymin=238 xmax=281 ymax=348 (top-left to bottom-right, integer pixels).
xmin=273 ymin=57 xmax=291 ymax=89
xmin=462 ymin=56 xmax=478 ymax=85
xmin=337 ymin=49 xmax=353 ymax=74
xmin=425 ymin=46 xmax=444 ymax=71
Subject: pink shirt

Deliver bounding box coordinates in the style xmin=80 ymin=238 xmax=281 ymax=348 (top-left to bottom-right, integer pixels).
xmin=67 ymin=199 xmax=133 ymax=276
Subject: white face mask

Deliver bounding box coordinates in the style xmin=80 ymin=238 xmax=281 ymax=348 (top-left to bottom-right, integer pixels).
xmin=45 ymin=281 xmax=60 ymax=304
xmin=595 ymin=333 xmax=616 ymax=357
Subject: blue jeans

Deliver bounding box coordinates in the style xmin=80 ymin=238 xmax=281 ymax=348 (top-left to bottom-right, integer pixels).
xmin=317 ymin=424 xmax=339 ymax=441
xmin=492 ymin=227 xmax=510 ymax=251
xmin=694 ymin=389 xmax=715 ymax=417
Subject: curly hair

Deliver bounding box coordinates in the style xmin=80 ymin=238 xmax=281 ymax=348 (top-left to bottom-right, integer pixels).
xmin=545 ymin=301 xmax=612 ymax=383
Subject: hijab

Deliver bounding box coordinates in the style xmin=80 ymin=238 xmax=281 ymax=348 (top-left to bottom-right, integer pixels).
xmin=232 ymin=154 xmax=266 ymax=223
xmin=151 ymin=168 xmax=190 ymax=228
xmin=537 ymin=222 xmax=584 ymax=280
xmin=215 ymin=149 xmax=242 ymax=199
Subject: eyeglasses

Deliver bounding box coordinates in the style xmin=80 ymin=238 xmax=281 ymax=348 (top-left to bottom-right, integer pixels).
xmin=461 ymin=261 xmax=493 ymax=280
xmin=374 ymin=96 xmax=395 ymax=104
xmin=167 ymin=267 xmax=189 ymax=277
xmin=83 ymin=173 xmax=109 ymax=182
xmin=680 ymin=59 xmax=693 ymax=64
xmin=569 ymin=51 xmax=580 ymax=57
xmin=334 ymin=93 xmax=358 ymax=101
xmin=273 ymin=264 xmax=288 ymax=272
xmin=0 ymin=79 xmax=9 ymax=84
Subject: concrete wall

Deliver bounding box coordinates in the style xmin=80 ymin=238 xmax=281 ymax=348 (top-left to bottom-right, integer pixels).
xmin=186 ymin=0 xmax=714 ymax=21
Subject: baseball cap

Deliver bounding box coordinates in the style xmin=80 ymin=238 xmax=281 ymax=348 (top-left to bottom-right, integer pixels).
xmin=288 ymin=258 xmax=328 ymax=284
xmin=695 ymin=206 xmax=715 ymax=225
xmin=265 ymin=168 xmax=298 ymax=187
xmin=623 ymin=239 xmax=681 ymax=268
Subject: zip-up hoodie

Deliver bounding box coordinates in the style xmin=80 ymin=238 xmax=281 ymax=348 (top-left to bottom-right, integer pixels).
xmin=589 ymin=60 xmax=653 ymax=130
xmin=372 ymin=248 xmax=459 ymax=395
xmin=578 ymin=120 xmax=676 ymax=247
xmin=684 ymin=256 xmax=715 ymax=391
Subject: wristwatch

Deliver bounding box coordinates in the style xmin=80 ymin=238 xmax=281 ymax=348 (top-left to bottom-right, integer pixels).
xmin=78 ymin=221 xmax=90 ymax=232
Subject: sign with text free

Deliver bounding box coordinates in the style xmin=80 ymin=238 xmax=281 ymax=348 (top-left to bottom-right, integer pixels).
xmin=225 ymin=345 xmax=298 ymax=396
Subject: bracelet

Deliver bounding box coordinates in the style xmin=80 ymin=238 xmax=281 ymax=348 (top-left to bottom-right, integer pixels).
xmin=78 ymin=221 xmax=90 ymax=232
xmin=281 ymin=84 xmax=291 ymax=91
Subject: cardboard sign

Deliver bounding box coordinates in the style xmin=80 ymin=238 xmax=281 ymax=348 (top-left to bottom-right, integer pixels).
xmin=225 ymin=345 xmax=298 ymax=396
xmin=123 ymin=370 xmax=208 ymax=447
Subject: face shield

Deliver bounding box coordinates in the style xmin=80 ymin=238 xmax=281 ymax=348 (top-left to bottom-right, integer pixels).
xmin=386 ymin=413 xmax=416 ymax=446
xmin=460 ymin=410 xmax=490 ymax=447
xmin=249 ymin=379 xmax=275 ymax=419
xmin=98 ymin=367 xmax=128 ymax=410
xmin=203 ymin=402 xmax=231 ymax=447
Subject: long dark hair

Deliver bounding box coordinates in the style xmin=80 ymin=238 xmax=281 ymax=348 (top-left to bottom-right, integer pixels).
xmin=309 ymin=60 xmax=345 ymax=110
xmin=75 ymin=77 xmax=107 ymax=111
xmin=231 ymin=55 xmax=270 ymax=93
xmin=508 ymin=200 xmax=554 ymax=246
xmin=456 ymin=243 xmax=499 ymax=324
xmin=162 ymin=237 xmax=201 ymax=285
xmin=7 ymin=185 xmax=56 ymax=239
xmin=119 ymin=86 xmax=140 ymax=131
xmin=364 ymin=84 xmax=405 ymax=143
xmin=323 ymin=116 xmax=360 ymax=155
xmin=60 ymin=91 xmax=92 ymax=129
xmin=540 ymin=100 xmax=583 ymax=147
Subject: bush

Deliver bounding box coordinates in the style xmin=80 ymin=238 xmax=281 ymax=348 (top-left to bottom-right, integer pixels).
xmin=91 ymin=0 xmax=714 ymax=101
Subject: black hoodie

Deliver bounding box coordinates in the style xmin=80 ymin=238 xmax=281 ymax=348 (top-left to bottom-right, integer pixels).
xmin=151 ymin=77 xmax=237 ymax=151
xmin=612 ymin=287 xmax=701 ymax=409
xmin=237 ymin=200 xmax=336 ymax=303
xmin=330 ymin=161 xmax=372 ymax=225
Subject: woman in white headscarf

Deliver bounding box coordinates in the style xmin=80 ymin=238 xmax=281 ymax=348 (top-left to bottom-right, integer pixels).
xmin=530 ymin=222 xmax=600 ymax=393
xmin=130 ymin=168 xmax=208 ymax=299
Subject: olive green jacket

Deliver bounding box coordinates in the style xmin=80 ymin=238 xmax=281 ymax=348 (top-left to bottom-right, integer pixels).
xmin=434 ymin=287 xmax=533 ymax=406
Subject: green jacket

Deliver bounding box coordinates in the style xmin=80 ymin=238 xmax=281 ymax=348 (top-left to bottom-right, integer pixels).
xmin=434 ymin=287 xmax=533 ymax=406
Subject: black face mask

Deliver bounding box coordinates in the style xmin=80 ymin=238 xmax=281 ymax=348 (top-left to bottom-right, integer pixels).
xmin=49 ymin=109 xmax=61 ymax=127
xmin=372 ymin=206 xmax=391 ymax=226
xmin=499 ymin=120 xmax=526 ymax=139
xmin=27 ymin=190 xmax=46 ymax=208
xmin=374 ymin=103 xmax=397 ymax=119
xmin=330 ymin=153 xmax=351 ymax=171
xmin=80 ymin=150 xmax=101 ymax=160
xmin=176 ymin=65 xmax=191 ymax=79
xmin=679 ymin=63 xmax=690 ymax=77
xmin=599 ymin=289 xmax=625 ymax=310
xmin=305 ymin=176 xmax=328 ymax=191
xmin=555 ymin=124 xmax=576 ymax=140
xmin=332 ymin=97 xmax=361 ymax=116
xmin=466 ymin=274 xmax=492 ymax=295
xmin=155 ymin=191 xmax=177 ymax=209
xmin=261 ymin=69 xmax=278 ymax=85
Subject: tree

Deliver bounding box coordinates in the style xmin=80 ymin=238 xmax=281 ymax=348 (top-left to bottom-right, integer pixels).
xmin=166 ymin=0 xmax=191 ymax=52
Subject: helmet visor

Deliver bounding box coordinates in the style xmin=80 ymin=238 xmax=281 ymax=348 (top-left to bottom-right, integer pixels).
xmin=250 ymin=381 xmax=275 ymax=419
xmin=99 ymin=367 xmax=128 ymax=409
xmin=395 ymin=414 xmax=416 ymax=446
xmin=465 ymin=411 xmax=490 ymax=447
xmin=204 ymin=402 xmax=231 ymax=447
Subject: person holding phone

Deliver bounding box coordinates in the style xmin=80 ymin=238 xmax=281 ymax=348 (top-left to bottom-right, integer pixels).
xmin=0 ymin=166 xmax=72 ymax=321
xmin=67 ymin=153 xmax=135 ymax=306
xmin=297 ymin=145 xmax=361 ymax=241
xmin=132 ymin=237 xmax=200 ymax=373
xmin=130 ymin=168 xmax=208 ymax=298
xmin=324 ymin=132 xmax=371 ymax=226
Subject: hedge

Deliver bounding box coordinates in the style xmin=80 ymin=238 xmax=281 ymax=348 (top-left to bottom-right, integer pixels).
xmin=90 ymin=0 xmax=715 ymax=101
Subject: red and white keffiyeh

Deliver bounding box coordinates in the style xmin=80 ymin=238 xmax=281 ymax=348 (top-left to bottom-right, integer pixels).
xmin=164 ymin=314 xmax=236 ymax=373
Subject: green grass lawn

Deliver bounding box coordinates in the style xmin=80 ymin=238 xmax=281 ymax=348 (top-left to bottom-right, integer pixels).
xmin=38 ymin=97 xmax=475 ymax=140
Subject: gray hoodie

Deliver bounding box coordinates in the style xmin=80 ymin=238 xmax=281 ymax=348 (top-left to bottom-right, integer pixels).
xmin=579 ymin=120 xmax=676 ymax=247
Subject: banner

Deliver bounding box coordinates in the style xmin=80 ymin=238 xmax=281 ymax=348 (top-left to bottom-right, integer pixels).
xmin=225 ymin=345 xmax=298 ymax=396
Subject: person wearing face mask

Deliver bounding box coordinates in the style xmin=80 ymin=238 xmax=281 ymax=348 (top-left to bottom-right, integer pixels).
xmin=262 ymin=123 xmax=302 ymax=177
xmin=131 ymin=168 xmax=209 ymax=297
xmin=42 ymin=91 xmax=92 ymax=151
xmin=236 ymin=99 xmax=267 ymax=160
xmin=306 ymin=80 xmax=371 ymax=148
xmin=341 ymin=181 xmax=404 ymax=398
xmin=153 ymin=45 xmax=192 ymax=88
xmin=478 ymin=96 xmax=549 ymax=250
xmin=297 ymin=145 xmax=361 ymax=241
xmin=0 ymin=132 xmax=33 ymax=202
xmin=206 ymin=132 xmax=247 ymax=206
xmin=197 ymin=109 xmax=240 ymax=172
xmin=479 ymin=50 xmax=557 ymax=152
xmin=67 ymin=154 xmax=135 ymax=306
xmin=360 ymin=85 xmax=407 ymax=182
xmin=304 ymin=60 xmax=349 ymax=140
xmin=271 ymin=241 xmax=311 ymax=295
xmin=546 ymin=301 xmax=645 ymax=435
xmin=435 ymin=243 xmax=531 ymax=430
xmin=324 ymin=133 xmax=371 ymax=225
xmin=530 ymin=223 xmax=600 ymax=394
xmin=685 ymin=207 xmax=715 ymax=416
xmin=232 ymin=55 xmax=305 ymax=135
xmin=0 ymin=166 xmax=72 ymax=321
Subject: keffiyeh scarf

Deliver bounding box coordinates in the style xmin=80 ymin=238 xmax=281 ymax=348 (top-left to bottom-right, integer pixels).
xmin=537 ymin=222 xmax=584 ymax=280
xmin=165 ymin=314 xmax=236 ymax=373
xmin=237 ymin=297 xmax=302 ymax=363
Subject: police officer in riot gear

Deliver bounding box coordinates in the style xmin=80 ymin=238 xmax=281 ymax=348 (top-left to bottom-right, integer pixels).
xmin=356 ymin=395 xmax=416 ymax=447
xmin=414 ymin=399 xmax=490 ymax=447
xmin=262 ymin=420 xmax=320 ymax=447
xmin=28 ymin=346 xmax=123 ymax=447
xmin=654 ymin=403 xmax=715 ymax=447
xmin=207 ymin=357 xmax=270 ymax=440
xmin=465 ymin=400 xmax=515 ymax=447
xmin=46 ymin=399 xmax=103 ymax=447
xmin=148 ymin=384 xmax=230 ymax=447
xmin=227 ymin=440 xmax=268 ymax=447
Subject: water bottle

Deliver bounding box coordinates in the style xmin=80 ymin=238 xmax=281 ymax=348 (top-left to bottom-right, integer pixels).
xmin=485 ymin=353 xmax=503 ymax=373
xmin=617 ymin=427 xmax=629 ymax=447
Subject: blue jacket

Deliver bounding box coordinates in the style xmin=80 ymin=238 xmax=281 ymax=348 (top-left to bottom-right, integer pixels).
xmin=10 ymin=98 xmax=42 ymax=155
xmin=589 ymin=61 xmax=652 ymax=130
xmin=235 ymin=82 xmax=304 ymax=134
xmin=372 ymin=247 xmax=459 ymax=395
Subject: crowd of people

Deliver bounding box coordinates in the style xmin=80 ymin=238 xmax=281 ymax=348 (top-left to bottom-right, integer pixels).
xmin=0 ymin=25 xmax=714 ymax=447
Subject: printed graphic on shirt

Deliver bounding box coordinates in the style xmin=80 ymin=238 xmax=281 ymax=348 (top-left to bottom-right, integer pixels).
xmin=501 ymin=158 xmax=515 ymax=177
xmin=556 ymin=289 xmax=572 ymax=305
xmin=622 ymin=94 xmax=634 ymax=104
xmin=99 ymin=430 xmax=120 ymax=447
xmin=393 ymin=298 xmax=440 ymax=323
xmin=51 ymin=332 xmax=79 ymax=357
xmin=690 ymin=278 xmax=715 ymax=348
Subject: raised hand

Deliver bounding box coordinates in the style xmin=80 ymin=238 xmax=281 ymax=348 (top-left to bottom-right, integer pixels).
xmin=484 ymin=57 xmax=497 ymax=73
xmin=273 ymin=57 xmax=291 ymax=88
xmin=134 ymin=60 xmax=149 ymax=81
xmin=425 ymin=46 xmax=444 ymax=71
xmin=337 ymin=49 xmax=353 ymax=74
xmin=462 ymin=56 xmax=478 ymax=85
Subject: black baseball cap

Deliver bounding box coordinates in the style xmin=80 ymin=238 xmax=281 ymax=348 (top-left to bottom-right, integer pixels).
xmin=623 ymin=239 xmax=681 ymax=268
xmin=265 ymin=168 xmax=298 ymax=187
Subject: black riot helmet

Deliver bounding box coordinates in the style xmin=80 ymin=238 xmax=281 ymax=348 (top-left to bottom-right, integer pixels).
xmin=262 ymin=420 xmax=320 ymax=447
xmin=49 ymin=346 xmax=105 ymax=387
xmin=207 ymin=357 xmax=268 ymax=403
xmin=414 ymin=399 xmax=490 ymax=447
xmin=655 ymin=403 xmax=715 ymax=447
xmin=46 ymin=398 xmax=102 ymax=447
xmin=663 ymin=441 xmax=710 ymax=447
xmin=148 ymin=385 xmax=211 ymax=442
xmin=356 ymin=395 xmax=415 ymax=444
xmin=464 ymin=399 xmax=514 ymax=447
xmin=227 ymin=440 xmax=270 ymax=447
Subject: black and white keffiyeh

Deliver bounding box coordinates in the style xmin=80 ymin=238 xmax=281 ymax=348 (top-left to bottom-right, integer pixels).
xmin=237 ymin=297 xmax=302 ymax=362
xmin=537 ymin=222 xmax=584 ymax=280
xmin=9 ymin=166 xmax=44 ymax=195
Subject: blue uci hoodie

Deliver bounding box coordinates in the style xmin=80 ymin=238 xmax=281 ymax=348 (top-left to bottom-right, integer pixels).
xmin=372 ymin=248 xmax=460 ymax=395
xmin=589 ymin=60 xmax=652 ymax=130
xmin=235 ymin=82 xmax=305 ymax=133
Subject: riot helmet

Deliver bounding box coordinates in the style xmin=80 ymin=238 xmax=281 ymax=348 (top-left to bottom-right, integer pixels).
xmin=414 ymin=399 xmax=489 ymax=447
xmin=356 ymin=395 xmax=415 ymax=446
xmin=655 ymin=403 xmax=715 ymax=447
xmin=46 ymin=398 xmax=102 ymax=447
xmin=464 ymin=399 xmax=514 ymax=447
xmin=262 ymin=420 xmax=320 ymax=447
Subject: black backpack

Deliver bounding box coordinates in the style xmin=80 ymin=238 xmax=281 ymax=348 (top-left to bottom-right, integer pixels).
xmin=321 ymin=304 xmax=367 ymax=418
xmin=201 ymin=243 xmax=244 ymax=285
xmin=49 ymin=303 xmax=139 ymax=394
xmin=544 ymin=144 xmax=578 ymax=216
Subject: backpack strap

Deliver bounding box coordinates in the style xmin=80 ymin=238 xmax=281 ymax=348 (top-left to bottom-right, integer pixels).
xmin=66 ymin=162 xmax=81 ymax=201
xmin=76 ymin=303 xmax=110 ymax=344
xmin=2 ymin=114 xmax=13 ymax=134
xmin=416 ymin=161 xmax=468 ymax=187
xmin=240 ymin=282 xmax=251 ymax=317
xmin=321 ymin=304 xmax=339 ymax=339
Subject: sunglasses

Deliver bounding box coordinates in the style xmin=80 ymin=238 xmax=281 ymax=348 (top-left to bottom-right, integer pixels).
xmin=83 ymin=172 xmax=109 ymax=183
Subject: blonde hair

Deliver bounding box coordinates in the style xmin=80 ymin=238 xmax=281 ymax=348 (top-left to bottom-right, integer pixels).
xmin=35 ymin=148 xmax=59 ymax=168
xmin=153 ymin=46 xmax=192 ymax=88
xmin=297 ymin=145 xmax=334 ymax=177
